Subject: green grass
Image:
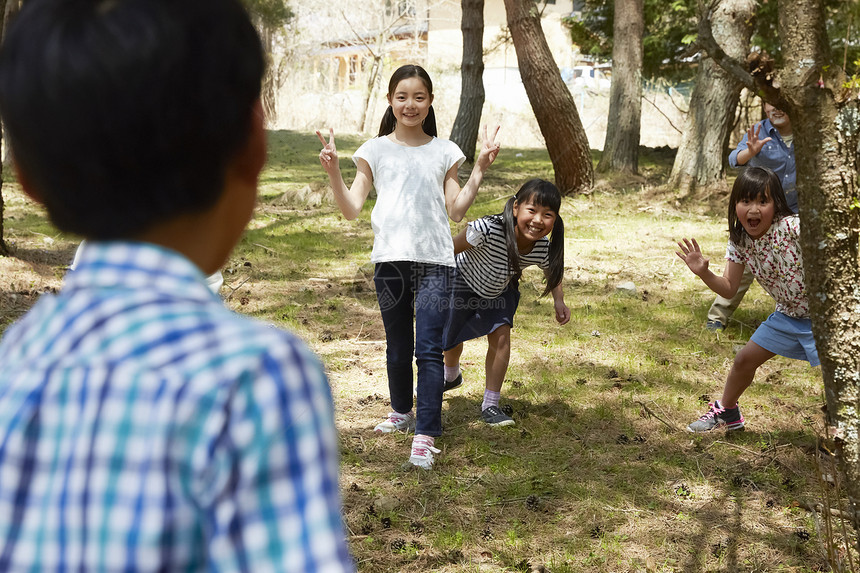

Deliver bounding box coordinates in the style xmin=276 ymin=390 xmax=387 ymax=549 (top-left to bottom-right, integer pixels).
xmin=0 ymin=130 xmax=846 ymax=572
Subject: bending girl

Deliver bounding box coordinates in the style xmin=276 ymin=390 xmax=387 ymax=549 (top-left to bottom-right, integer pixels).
xmin=443 ymin=179 xmax=569 ymax=426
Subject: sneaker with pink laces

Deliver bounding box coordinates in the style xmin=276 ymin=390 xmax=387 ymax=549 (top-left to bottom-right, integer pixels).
xmin=687 ymin=400 xmax=744 ymax=432
xmin=374 ymin=411 xmax=415 ymax=433
xmin=408 ymin=436 xmax=440 ymax=469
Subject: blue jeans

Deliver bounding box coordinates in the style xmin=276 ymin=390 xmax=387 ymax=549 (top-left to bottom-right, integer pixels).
xmin=374 ymin=261 xmax=451 ymax=437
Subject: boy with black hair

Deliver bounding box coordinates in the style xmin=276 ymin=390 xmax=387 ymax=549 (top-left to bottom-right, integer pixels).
xmin=0 ymin=0 xmax=355 ymax=571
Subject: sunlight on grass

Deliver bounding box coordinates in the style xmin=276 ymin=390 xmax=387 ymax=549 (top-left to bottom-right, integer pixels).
xmin=0 ymin=130 xmax=836 ymax=572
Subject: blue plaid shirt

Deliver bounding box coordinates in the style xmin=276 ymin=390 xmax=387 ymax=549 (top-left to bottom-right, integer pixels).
xmin=0 ymin=241 xmax=355 ymax=572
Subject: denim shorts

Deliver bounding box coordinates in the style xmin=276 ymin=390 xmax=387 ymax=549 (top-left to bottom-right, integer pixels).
xmin=750 ymin=311 xmax=820 ymax=367
xmin=443 ymin=271 xmax=520 ymax=351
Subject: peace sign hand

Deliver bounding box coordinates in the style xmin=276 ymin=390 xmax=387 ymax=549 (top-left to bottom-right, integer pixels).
xmin=316 ymin=128 xmax=339 ymax=173
xmin=675 ymin=238 xmax=709 ymax=277
xmin=476 ymin=125 xmax=501 ymax=170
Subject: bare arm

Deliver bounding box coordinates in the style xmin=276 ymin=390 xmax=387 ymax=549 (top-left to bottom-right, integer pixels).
xmin=445 ymin=125 xmax=501 ymax=222
xmin=675 ymin=238 xmax=745 ymax=299
xmin=451 ymin=227 xmax=474 ymax=255
xmin=317 ymin=129 xmax=373 ymax=220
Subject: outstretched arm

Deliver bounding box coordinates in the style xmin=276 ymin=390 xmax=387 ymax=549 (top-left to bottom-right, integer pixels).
xmin=675 ymin=238 xmax=745 ymax=299
xmin=445 ymin=125 xmax=501 ymax=222
xmin=317 ymin=128 xmax=373 ymax=220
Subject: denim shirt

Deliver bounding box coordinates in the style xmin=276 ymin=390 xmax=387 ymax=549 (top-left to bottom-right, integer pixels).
xmin=728 ymin=118 xmax=798 ymax=213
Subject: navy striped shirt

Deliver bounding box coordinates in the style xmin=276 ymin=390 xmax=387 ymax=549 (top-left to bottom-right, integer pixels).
xmin=456 ymin=216 xmax=550 ymax=298
xmin=0 ymin=241 xmax=355 ymax=572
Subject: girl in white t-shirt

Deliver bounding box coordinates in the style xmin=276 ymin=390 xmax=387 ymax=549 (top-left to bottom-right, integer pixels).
xmin=442 ymin=179 xmax=570 ymax=427
xmin=317 ymin=64 xmax=500 ymax=469
xmin=676 ymin=166 xmax=819 ymax=433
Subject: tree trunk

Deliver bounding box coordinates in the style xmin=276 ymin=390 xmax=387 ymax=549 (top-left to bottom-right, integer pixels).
xmin=668 ymin=0 xmax=754 ymax=197
xmin=777 ymin=0 xmax=860 ymax=534
xmin=0 ymin=0 xmax=12 ymax=256
xmin=596 ymin=0 xmax=643 ymax=175
xmin=449 ymin=0 xmax=485 ymax=163
xmin=503 ymin=0 xmax=593 ymax=194
xmin=260 ymin=25 xmax=278 ymax=125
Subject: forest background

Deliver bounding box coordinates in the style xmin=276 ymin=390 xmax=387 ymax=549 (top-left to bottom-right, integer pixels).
xmin=1 ymin=0 xmax=860 ymax=571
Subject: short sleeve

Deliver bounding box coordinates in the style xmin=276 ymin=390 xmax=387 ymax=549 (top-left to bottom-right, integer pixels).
xmin=726 ymin=241 xmax=744 ymax=265
xmin=538 ymin=246 xmax=551 ymax=270
xmin=352 ymin=138 xmax=376 ymax=174
xmin=465 ymin=218 xmax=490 ymax=248
xmin=446 ymin=140 xmax=466 ymax=171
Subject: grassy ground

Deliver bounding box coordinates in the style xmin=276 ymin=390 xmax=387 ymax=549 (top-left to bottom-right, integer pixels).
xmin=0 ymin=131 xmax=846 ymax=572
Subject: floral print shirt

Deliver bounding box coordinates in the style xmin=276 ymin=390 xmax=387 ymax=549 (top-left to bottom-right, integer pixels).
xmin=726 ymin=214 xmax=808 ymax=318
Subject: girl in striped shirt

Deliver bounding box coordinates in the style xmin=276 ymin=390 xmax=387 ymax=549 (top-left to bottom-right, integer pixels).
xmin=442 ymin=179 xmax=570 ymax=426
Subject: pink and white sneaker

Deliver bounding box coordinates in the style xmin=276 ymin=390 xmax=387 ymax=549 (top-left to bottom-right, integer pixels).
xmin=374 ymin=411 xmax=415 ymax=433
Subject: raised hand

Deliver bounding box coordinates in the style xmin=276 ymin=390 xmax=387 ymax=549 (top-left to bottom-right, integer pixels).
xmin=316 ymin=128 xmax=339 ymax=173
xmin=744 ymin=123 xmax=772 ymax=158
xmin=675 ymin=238 xmax=709 ymax=277
xmin=476 ymin=125 xmax=501 ymax=170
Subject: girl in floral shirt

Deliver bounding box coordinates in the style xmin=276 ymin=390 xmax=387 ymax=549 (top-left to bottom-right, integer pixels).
xmin=675 ymin=166 xmax=818 ymax=432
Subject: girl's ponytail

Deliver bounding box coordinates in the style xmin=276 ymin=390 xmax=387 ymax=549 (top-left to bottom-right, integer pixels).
xmin=423 ymin=106 xmax=438 ymax=137
xmin=503 ymin=196 xmax=522 ymax=283
xmin=378 ymin=106 xmax=396 ymax=137
xmin=542 ymin=215 xmax=564 ymax=297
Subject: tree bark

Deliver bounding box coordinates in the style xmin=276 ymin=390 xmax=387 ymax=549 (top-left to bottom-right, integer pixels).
xmin=504 ymin=0 xmax=593 ymax=194
xmin=596 ymin=0 xmax=643 ymax=174
xmin=700 ymin=0 xmax=860 ymax=541
xmin=667 ymin=0 xmax=754 ymax=197
xmin=0 ymin=0 xmax=13 ymax=256
xmin=777 ymin=0 xmax=860 ymax=534
xmin=449 ymin=0 xmax=485 ymax=163
xmin=260 ymin=25 xmax=278 ymax=125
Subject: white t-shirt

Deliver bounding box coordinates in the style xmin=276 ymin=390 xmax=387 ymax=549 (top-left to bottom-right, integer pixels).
xmin=353 ymin=136 xmax=466 ymax=266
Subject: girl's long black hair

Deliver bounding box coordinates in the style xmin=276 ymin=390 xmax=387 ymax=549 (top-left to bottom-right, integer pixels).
xmin=377 ymin=64 xmax=437 ymax=137
xmin=728 ymin=166 xmax=793 ymax=245
xmin=501 ymin=179 xmax=564 ymax=296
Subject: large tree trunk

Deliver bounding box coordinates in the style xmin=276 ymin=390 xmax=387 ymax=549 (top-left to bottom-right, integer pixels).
xmin=668 ymin=0 xmax=754 ymax=196
xmin=449 ymin=0 xmax=485 ymax=163
xmin=778 ymin=0 xmax=860 ymax=534
xmin=596 ymin=0 xmax=643 ymax=174
xmin=503 ymin=0 xmax=593 ymax=194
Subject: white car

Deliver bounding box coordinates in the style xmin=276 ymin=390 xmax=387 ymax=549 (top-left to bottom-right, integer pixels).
xmin=565 ymin=65 xmax=611 ymax=90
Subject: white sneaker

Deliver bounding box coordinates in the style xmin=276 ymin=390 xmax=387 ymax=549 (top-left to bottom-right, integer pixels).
xmin=374 ymin=411 xmax=415 ymax=433
xmin=408 ymin=435 xmax=440 ymax=469
xmin=408 ymin=443 xmax=441 ymax=469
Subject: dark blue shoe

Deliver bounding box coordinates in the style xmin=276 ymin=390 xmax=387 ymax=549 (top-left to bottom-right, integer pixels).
xmin=443 ymin=373 xmax=463 ymax=393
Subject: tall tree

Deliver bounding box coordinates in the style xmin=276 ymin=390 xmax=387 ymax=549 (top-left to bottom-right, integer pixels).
xmin=700 ymin=0 xmax=860 ymax=539
xmin=503 ymin=0 xmax=593 ymax=194
xmin=449 ymin=0 xmax=485 ymax=163
xmin=774 ymin=1 xmax=860 ymax=536
xmin=0 ymin=0 xmax=20 ymax=257
xmin=243 ymin=0 xmax=294 ymax=123
xmin=596 ymin=0 xmax=643 ymax=174
xmin=667 ymin=0 xmax=754 ymax=196
xmin=565 ymin=0 xmax=697 ymax=82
